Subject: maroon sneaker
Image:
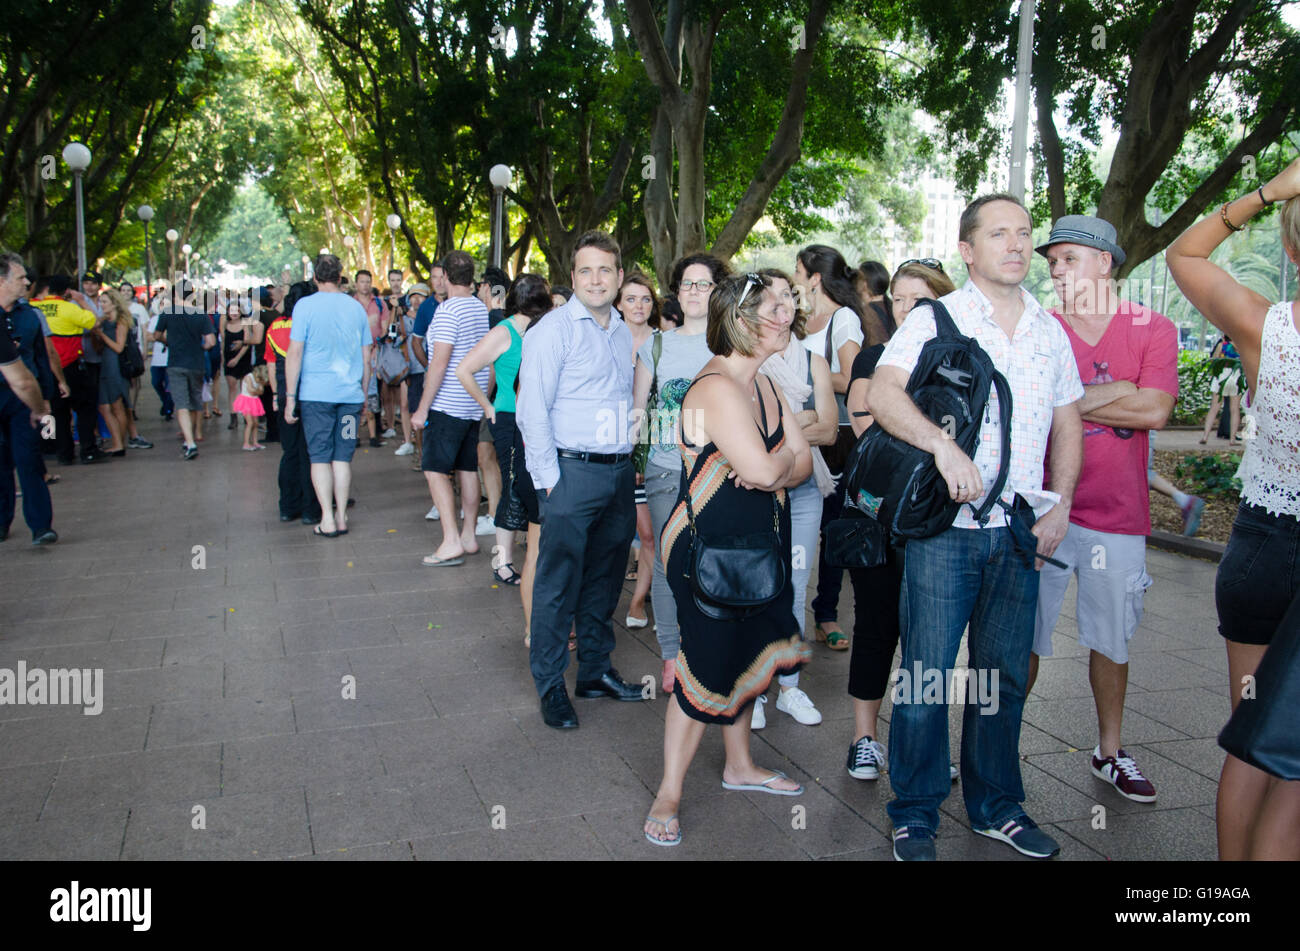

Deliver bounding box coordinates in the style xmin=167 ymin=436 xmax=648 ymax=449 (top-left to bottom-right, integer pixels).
xmin=1091 ymin=747 xmax=1157 ymax=803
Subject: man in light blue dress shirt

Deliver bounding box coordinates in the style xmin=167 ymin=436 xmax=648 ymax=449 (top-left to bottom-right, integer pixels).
xmin=517 ymin=231 xmax=647 ymax=729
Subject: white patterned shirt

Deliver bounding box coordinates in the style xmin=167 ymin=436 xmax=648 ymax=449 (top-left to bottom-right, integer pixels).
xmin=878 ymin=280 xmax=1084 ymax=529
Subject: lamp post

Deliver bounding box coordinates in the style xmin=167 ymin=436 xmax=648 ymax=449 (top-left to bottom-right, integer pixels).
xmin=488 ymin=164 xmax=512 ymax=270
xmin=1007 ymin=0 xmax=1035 ymax=200
xmin=343 ymin=234 xmax=356 ymax=272
xmin=302 ymin=254 xmax=311 ymax=280
xmin=181 ymin=243 xmax=193 ymax=280
xmin=136 ymin=205 xmax=154 ymax=294
xmin=62 ymin=143 xmax=92 ymax=292
xmin=165 ymin=228 xmax=179 ymax=284
xmin=386 ymin=213 xmax=401 ymax=273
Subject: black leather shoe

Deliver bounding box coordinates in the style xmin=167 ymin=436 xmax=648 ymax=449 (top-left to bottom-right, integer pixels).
xmin=280 ymin=513 xmax=301 ymax=522
xmin=540 ymin=685 xmax=579 ymax=729
xmin=575 ymin=668 xmax=646 ymax=702
xmin=302 ymin=515 xmax=321 ymax=526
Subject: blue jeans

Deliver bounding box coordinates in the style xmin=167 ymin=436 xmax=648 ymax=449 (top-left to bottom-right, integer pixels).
xmin=779 ymin=477 xmax=823 ymax=687
xmin=150 ymin=365 xmax=174 ymax=416
xmin=886 ymin=526 xmax=1038 ymax=835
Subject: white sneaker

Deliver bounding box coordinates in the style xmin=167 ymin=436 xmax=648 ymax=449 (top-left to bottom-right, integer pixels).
xmin=775 ymin=686 xmax=822 ymax=725
xmin=475 ymin=515 xmax=496 ymax=535
xmin=383 ymin=428 xmax=397 ymax=438
xmin=425 ymin=505 xmax=440 ymax=520
xmin=950 ymin=764 xmax=959 ymax=782
xmin=395 ymin=442 xmax=414 ymax=456
xmin=625 ymin=614 xmax=649 ymax=629
xmin=750 ymin=695 xmax=767 ymax=730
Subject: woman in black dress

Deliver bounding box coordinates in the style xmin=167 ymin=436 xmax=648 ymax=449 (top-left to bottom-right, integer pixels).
xmin=223 ymin=300 xmax=254 ymax=427
xmin=643 ymin=273 xmax=814 ymax=846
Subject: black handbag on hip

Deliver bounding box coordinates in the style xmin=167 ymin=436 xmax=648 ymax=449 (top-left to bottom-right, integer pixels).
xmin=1217 ymin=587 xmax=1300 ymax=780
xmin=681 ymin=460 xmax=786 ymax=621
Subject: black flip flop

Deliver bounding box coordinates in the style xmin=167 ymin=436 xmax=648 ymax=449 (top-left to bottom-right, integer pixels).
xmin=313 ymin=525 xmax=340 ymax=538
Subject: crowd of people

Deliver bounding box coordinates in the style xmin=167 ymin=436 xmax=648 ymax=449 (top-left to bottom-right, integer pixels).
xmin=1 ymin=159 xmax=1296 ymax=863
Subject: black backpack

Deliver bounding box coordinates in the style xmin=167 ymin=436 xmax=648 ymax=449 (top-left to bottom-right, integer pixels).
xmin=842 ymin=298 xmax=1012 ymax=542
xmin=118 ymin=326 xmax=145 ymax=379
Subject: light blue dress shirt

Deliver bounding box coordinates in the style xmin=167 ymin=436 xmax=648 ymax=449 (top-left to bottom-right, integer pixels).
xmin=516 ymin=294 xmax=634 ymax=490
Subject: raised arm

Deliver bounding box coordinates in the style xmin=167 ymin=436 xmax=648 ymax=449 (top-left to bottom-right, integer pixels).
xmin=1167 ymin=156 xmax=1300 ymax=388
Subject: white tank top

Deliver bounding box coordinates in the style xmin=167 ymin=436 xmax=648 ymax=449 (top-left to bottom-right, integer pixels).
xmin=1237 ymin=301 xmax=1300 ymax=517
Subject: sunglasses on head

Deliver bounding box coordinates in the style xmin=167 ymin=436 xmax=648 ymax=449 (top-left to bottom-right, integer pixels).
xmin=899 ymin=258 xmax=945 ymax=272
xmin=737 ymin=273 xmax=765 ymax=308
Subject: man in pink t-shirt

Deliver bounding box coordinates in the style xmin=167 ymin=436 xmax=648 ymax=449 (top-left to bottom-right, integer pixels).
xmin=1029 ymin=216 xmax=1178 ymax=805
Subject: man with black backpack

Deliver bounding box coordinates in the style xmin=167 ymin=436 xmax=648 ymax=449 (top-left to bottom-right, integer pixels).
xmin=865 ymin=194 xmax=1084 ymax=860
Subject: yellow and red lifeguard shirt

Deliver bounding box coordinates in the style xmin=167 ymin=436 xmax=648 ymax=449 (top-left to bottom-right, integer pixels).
xmin=31 ymin=295 xmax=96 ymax=368
xmin=264 ymin=312 xmax=291 ymax=366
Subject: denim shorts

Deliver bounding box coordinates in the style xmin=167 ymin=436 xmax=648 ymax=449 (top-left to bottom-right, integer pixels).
xmin=1216 ymin=501 xmax=1300 ymax=646
xmin=300 ymin=401 xmax=363 ymax=463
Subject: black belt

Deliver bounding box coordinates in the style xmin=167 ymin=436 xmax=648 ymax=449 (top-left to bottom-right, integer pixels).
xmin=556 ymin=449 xmax=630 ymax=465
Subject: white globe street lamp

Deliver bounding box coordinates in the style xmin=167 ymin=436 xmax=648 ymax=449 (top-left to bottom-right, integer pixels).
xmin=62 ymin=143 xmax=92 ymax=291
xmin=385 ymin=213 xmax=402 ymax=272
xmin=488 ymin=164 xmax=512 ymax=270
xmin=137 ymin=205 xmax=155 ymax=293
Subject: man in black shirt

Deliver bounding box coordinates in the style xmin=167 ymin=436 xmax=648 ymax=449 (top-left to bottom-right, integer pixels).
xmin=152 ymin=283 xmax=216 ymax=460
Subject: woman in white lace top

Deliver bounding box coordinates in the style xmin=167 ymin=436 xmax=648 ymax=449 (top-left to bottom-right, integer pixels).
xmin=1168 ymin=157 xmax=1300 ymax=861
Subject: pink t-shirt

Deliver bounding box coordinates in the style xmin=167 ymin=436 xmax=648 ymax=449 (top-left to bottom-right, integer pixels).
xmin=1048 ymin=303 xmax=1179 ymax=536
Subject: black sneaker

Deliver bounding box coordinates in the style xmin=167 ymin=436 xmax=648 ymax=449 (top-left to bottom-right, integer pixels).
xmin=183 ymin=445 xmax=199 ymax=460
xmin=973 ymin=814 xmax=1060 ymax=859
xmin=892 ymin=826 xmax=936 ymax=861
xmin=368 ymin=437 xmax=386 ymax=448
xmin=128 ymin=436 xmax=154 ymax=449
xmin=846 ymin=736 xmax=887 ymax=780
xmin=32 ymin=530 xmax=58 ymax=546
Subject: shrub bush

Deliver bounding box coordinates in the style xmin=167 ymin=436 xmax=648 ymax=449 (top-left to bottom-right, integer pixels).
xmin=1174 ymin=451 xmax=1242 ymax=500
xmin=1173 ymin=351 xmax=1238 ymax=425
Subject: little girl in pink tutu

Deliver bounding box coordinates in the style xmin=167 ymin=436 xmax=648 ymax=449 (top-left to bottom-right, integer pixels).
xmin=233 ymin=365 xmax=269 ymax=451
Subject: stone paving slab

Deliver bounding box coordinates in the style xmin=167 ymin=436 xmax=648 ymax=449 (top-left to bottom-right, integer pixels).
xmin=0 ymin=387 xmax=1230 ymax=860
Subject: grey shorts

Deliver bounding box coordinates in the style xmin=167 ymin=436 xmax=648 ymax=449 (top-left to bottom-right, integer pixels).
xmin=300 ymin=400 xmax=363 ymax=463
xmin=168 ymin=367 xmax=204 ymax=411
xmin=1034 ymin=523 xmax=1152 ymax=665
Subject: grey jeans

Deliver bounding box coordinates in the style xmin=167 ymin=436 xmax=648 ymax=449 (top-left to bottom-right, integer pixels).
xmin=644 ymin=457 xmax=683 ymax=659
xmin=779 ymin=476 xmax=824 ymax=687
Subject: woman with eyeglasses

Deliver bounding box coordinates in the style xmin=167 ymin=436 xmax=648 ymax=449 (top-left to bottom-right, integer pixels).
xmin=1167 ymin=156 xmax=1300 ymax=860
xmin=792 ymin=244 xmax=864 ymax=651
xmin=643 ymin=272 xmax=813 ymax=846
xmin=841 ymin=257 xmax=957 ymax=782
xmin=632 ymin=253 xmax=731 ymax=693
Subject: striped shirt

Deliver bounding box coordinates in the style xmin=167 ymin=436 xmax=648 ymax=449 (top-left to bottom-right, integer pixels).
xmin=878 ymin=280 xmax=1084 ymax=529
xmin=426 ymin=294 xmax=489 ymax=420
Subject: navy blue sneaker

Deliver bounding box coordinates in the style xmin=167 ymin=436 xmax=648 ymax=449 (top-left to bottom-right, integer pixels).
xmin=892 ymin=825 xmax=936 ymax=861
xmin=973 ymin=814 xmax=1060 ymax=859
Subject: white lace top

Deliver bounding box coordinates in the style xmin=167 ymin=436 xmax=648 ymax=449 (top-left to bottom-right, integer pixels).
xmin=1237 ymin=301 xmax=1300 ymax=517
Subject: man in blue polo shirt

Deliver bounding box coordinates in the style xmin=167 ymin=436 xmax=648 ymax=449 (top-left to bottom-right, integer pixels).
xmin=0 ymin=252 xmax=57 ymax=544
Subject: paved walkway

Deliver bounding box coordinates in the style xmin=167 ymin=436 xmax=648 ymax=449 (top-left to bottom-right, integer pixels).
xmin=0 ymin=393 xmax=1227 ymax=860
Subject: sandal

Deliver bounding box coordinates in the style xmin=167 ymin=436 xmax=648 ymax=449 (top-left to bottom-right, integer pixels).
xmin=644 ymin=813 xmax=681 ymax=847
xmin=625 ymin=566 xmax=638 ymax=581
xmin=815 ymin=623 xmax=850 ymax=651
xmin=492 ymin=563 xmax=523 ymax=586
xmin=44 ymin=474 xmax=60 ymax=485
xmin=568 ymin=631 xmax=577 ymax=652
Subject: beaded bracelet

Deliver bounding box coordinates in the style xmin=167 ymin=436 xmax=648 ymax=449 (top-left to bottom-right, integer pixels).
xmin=1220 ymin=202 xmax=1243 ymax=232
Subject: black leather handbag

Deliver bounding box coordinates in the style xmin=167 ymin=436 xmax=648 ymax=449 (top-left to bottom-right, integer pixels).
xmin=824 ymin=508 xmax=888 ymax=569
xmin=1218 ymin=587 xmax=1300 ymax=780
xmin=682 ymin=465 xmax=786 ymax=621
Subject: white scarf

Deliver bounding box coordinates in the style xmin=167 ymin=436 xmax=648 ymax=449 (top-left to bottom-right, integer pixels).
xmin=761 ymin=337 xmax=837 ymax=498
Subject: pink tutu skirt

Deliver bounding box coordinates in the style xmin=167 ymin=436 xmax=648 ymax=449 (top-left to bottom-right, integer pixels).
xmin=232 ymin=394 xmax=265 ymax=417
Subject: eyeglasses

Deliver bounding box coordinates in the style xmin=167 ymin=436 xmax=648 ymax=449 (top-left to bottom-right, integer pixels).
xmin=898 ymin=258 xmax=944 ymax=272
xmin=678 ymin=279 xmax=715 ymax=293
xmin=737 ymin=273 xmax=764 ymax=308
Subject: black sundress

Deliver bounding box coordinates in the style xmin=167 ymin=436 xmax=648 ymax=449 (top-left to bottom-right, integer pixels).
xmin=662 ymin=373 xmax=810 ymax=724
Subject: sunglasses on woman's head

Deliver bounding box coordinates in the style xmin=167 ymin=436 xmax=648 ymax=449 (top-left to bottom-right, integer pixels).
xmin=737 ymin=273 xmax=765 ymax=308
xmin=899 ymin=258 xmax=944 ymax=272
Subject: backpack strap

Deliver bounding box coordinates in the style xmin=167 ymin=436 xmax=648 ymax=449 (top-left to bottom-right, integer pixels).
xmin=970 ymin=367 xmax=1013 ymax=524
xmin=918 ymin=298 xmax=960 ymax=339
